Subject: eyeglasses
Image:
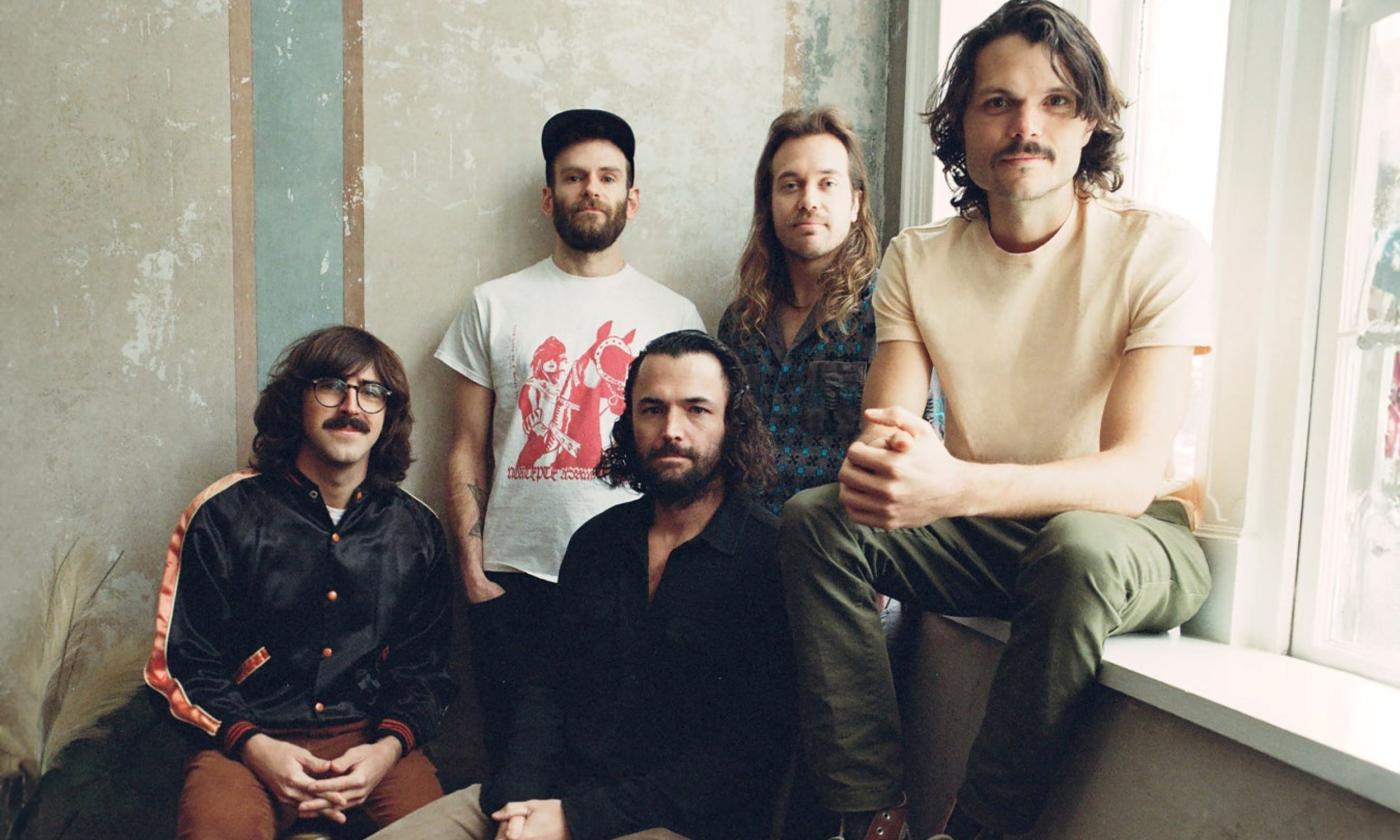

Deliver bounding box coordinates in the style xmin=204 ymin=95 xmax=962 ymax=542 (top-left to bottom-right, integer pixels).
xmin=309 ymin=377 xmax=392 ymax=414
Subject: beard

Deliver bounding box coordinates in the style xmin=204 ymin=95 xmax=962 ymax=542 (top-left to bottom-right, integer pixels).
xmin=638 ymin=441 xmax=723 ymax=506
xmin=553 ymin=193 xmax=628 ymax=253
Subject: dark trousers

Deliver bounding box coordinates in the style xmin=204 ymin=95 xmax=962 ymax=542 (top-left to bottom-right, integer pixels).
xmin=468 ymin=570 xmax=560 ymax=771
xmin=777 ymin=484 xmax=1210 ymax=834
xmin=176 ymin=721 xmax=442 ymax=840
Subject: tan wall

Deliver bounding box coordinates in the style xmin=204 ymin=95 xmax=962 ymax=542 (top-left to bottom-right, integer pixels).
xmin=358 ymin=0 xmax=893 ymax=510
xmin=0 ymin=3 xmax=236 ymax=626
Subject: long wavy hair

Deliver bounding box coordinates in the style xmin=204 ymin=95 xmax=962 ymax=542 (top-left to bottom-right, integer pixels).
xmin=925 ymin=0 xmax=1127 ymax=219
xmin=250 ymin=325 xmax=414 ymax=485
xmin=596 ymin=330 xmax=776 ymax=495
xmin=730 ymin=107 xmax=879 ymax=338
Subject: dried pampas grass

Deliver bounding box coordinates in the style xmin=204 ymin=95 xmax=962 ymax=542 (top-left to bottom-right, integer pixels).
xmin=0 ymin=538 xmax=149 ymax=831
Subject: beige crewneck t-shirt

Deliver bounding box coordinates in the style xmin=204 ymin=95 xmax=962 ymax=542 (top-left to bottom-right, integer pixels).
xmin=873 ymin=196 xmax=1214 ymax=475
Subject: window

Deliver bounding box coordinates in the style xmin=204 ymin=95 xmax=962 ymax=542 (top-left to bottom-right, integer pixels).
xmin=1294 ymin=5 xmax=1400 ymax=687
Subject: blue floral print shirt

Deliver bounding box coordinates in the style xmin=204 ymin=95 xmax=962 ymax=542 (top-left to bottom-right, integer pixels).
xmin=719 ymin=279 xmax=944 ymax=515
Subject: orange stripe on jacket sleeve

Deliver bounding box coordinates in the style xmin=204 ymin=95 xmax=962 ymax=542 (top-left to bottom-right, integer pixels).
xmin=233 ymin=647 xmax=270 ymax=685
xmin=143 ymin=469 xmax=258 ymax=736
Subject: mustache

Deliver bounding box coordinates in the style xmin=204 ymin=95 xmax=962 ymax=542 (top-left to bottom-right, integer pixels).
xmin=995 ymin=140 xmax=1054 ymax=163
xmin=323 ymin=415 xmax=371 ymax=433
xmin=646 ymin=441 xmax=696 ymax=460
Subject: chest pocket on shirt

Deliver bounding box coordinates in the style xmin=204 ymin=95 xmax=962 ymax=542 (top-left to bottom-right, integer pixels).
xmin=802 ymin=361 xmax=867 ymax=435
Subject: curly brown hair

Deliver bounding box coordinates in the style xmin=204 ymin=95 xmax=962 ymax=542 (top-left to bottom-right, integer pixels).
xmin=924 ymin=0 xmax=1127 ymax=219
xmin=730 ymin=107 xmax=880 ymax=338
xmin=596 ymin=330 xmax=776 ymax=495
xmin=250 ymin=326 xmax=414 ymax=485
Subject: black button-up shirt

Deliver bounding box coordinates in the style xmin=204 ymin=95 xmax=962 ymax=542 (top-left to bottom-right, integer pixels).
xmin=482 ymin=492 xmax=795 ymax=840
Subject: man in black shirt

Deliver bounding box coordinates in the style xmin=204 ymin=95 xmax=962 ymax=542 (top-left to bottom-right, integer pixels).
xmin=372 ymin=330 xmax=793 ymax=840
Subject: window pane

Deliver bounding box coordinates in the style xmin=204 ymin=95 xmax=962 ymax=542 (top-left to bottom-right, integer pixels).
xmin=1319 ymin=12 xmax=1400 ymax=672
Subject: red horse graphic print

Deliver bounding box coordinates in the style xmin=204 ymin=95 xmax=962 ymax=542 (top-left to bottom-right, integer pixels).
xmin=514 ymin=321 xmax=637 ymax=474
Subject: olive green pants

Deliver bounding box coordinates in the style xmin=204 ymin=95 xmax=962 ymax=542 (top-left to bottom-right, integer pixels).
xmin=777 ymin=485 xmax=1210 ymax=834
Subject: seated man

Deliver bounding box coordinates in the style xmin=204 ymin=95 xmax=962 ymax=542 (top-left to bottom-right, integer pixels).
xmin=778 ymin=2 xmax=1214 ymax=839
xmin=144 ymin=325 xmax=455 ymax=839
xmin=373 ymin=330 xmax=794 ymax=840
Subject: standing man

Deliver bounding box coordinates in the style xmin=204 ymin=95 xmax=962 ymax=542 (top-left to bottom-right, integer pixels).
xmin=145 ymin=326 xmax=454 ymax=838
xmin=436 ymin=110 xmax=704 ymax=767
xmin=779 ymin=3 xmax=1214 ymax=839
xmin=373 ymin=330 xmax=794 ymax=840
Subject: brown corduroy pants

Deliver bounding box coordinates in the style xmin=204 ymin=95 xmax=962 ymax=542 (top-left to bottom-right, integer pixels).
xmin=176 ymin=721 xmax=442 ymax=840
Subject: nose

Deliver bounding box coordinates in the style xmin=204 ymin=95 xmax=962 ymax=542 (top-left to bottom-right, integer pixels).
xmin=660 ymin=407 xmax=686 ymax=441
xmin=337 ymin=384 xmax=361 ymax=414
xmin=799 ymin=183 xmax=822 ymax=211
xmin=1010 ymin=102 xmax=1041 ymax=139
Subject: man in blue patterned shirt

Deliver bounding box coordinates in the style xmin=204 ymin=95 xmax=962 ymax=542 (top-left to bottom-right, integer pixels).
xmin=720 ymin=107 xmax=942 ymax=515
xmin=718 ymin=106 xmax=938 ymax=839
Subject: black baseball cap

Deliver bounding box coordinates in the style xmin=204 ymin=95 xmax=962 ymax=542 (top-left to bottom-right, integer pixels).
xmin=541 ymin=109 xmax=636 ymax=178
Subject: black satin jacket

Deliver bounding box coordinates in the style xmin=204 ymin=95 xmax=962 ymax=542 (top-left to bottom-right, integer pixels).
xmin=144 ymin=468 xmax=455 ymax=757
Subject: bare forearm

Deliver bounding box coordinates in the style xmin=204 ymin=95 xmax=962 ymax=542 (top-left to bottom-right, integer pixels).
xmin=445 ymin=445 xmax=491 ymax=582
xmin=840 ymin=406 xmax=1169 ymax=530
xmin=958 ymin=449 xmax=1162 ymax=520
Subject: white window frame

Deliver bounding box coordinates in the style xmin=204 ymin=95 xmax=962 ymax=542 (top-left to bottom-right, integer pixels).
xmin=1292 ymin=0 xmax=1400 ymax=686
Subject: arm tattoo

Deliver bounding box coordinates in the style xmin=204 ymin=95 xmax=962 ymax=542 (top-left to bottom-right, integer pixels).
xmin=467 ymin=481 xmax=488 ymax=538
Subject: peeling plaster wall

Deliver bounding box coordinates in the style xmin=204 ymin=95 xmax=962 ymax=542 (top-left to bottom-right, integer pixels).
xmin=1 ymin=3 xmax=235 ymax=622
xmin=787 ymin=0 xmax=893 ymax=235
xmin=359 ymin=0 xmax=892 ymax=509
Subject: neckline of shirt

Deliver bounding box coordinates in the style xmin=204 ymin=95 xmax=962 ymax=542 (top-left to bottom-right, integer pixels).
xmin=970 ymin=196 xmax=1086 ymax=267
xmin=542 ymin=256 xmax=633 ymax=283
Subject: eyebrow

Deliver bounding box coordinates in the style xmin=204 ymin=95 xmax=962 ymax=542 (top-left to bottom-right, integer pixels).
xmin=637 ymin=396 xmax=718 ymax=407
xmin=775 ymin=168 xmax=844 ymax=180
xmin=973 ymin=84 xmax=1078 ymax=99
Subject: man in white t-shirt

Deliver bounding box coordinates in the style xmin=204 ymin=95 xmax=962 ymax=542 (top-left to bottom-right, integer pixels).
xmin=436 ymin=109 xmax=703 ymax=769
xmin=778 ymin=3 xmax=1214 ymax=840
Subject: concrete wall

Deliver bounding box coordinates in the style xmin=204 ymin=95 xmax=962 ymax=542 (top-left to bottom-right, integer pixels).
xmin=0 ymin=0 xmax=893 ymax=681
xmin=1 ymin=2 xmax=235 ymax=624
xmin=359 ymin=0 xmax=892 ymax=511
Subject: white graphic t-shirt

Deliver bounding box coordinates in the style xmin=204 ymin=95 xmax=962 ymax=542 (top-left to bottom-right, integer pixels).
xmin=435 ymin=257 xmax=705 ymax=581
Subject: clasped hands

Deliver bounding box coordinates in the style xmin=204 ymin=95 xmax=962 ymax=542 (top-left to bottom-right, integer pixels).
xmin=838 ymin=405 xmax=972 ymax=529
xmin=490 ymin=798 xmax=571 ymax=840
xmin=242 ymin=732 xmax=401 ymax=824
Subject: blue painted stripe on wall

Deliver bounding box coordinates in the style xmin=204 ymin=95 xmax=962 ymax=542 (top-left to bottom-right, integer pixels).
xmin=252 ymin=0 xmax=344 ymax=384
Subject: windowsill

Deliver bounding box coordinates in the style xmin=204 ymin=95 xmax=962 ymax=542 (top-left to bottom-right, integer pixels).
xmin=947 ymin=616 xmax=1400 ymax=812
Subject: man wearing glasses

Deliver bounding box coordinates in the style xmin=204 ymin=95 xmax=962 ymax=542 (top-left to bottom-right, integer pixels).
xmin=145 ymin=325 xmax=455 ymax=838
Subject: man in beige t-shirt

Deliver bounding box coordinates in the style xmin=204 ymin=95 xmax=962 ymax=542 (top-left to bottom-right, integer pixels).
xmin=777 ymin=3 xmax=1213 ymax=840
